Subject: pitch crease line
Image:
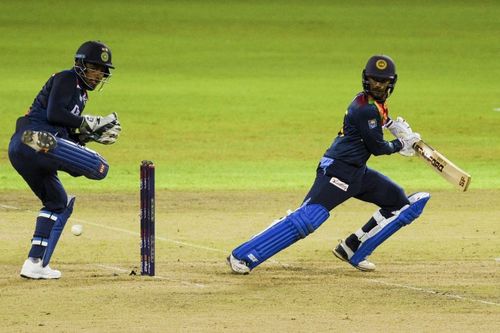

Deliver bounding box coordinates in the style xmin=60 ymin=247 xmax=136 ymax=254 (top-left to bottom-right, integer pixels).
xmin=0 ymin=204 xmax=22 ymax=210
xmin=95 ymin=264 xmax=205 ymax=288
xmin=78 ymin=218 xmax=285 ymax=264
xmin=367 ymin=279 xmax=499 ymax=306
xmin=73 ymin=218 xmax=225 ymax=253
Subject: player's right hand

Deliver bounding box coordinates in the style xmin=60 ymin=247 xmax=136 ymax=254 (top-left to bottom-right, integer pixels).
xmin=78 ymin=121 xmax=121 ymax=145
xmin=94 ymin=123 xmax=121 ymax=145
xmin=399 ymin=146 xmax=415 ymax=157
xmin=399 ymin=132 xmax=421 ymax=150
xmin=80 ymin=112 xmax=119 ymax=135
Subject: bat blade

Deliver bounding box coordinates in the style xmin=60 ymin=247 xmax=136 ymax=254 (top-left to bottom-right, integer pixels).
xmin=413 ymin=140 xmax=471 ymax=191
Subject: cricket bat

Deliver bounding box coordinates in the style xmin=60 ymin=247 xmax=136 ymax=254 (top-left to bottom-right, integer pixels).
xmin=413 ymin=140 xmax=471 ymax=191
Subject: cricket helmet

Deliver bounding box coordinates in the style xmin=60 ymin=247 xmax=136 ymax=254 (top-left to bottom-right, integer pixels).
xmin=362 ymin=54 xmax=397 ymax=102
xmin=74 ymin=41 xmax=114 ymax=91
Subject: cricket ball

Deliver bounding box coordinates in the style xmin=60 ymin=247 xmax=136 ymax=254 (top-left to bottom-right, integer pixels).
xmin=71 ymin=224 xmax=83 ymax=236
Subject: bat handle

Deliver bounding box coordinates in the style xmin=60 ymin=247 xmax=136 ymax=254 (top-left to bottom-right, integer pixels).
xmin=412 ymin=140 xmax=423 ymax=149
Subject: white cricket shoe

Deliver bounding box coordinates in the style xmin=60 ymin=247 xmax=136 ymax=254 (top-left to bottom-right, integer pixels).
xmin=332 ymin=240 xmax=376 ymax=272
xmin=21 ymin=130 xmax=57 ymax=152
xmin=20 ymin=258 xmax=61 ymax=279
xmin=226 ymin=254 xmax=250 ymax=274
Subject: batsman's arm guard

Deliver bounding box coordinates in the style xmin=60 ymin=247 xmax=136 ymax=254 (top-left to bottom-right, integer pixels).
xmin=232 ymin=204 xmax=330 ymax=271
xmin=350 ymin=192 xmax=430 ymax=266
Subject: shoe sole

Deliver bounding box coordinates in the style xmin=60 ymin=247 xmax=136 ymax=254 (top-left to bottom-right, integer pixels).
xmin=226 ymin=256 xmax=249 ymax=275
xmin=332 ymin=248 xmax=374 ymax=272
xmin=21 ymin=130 xmax=57 ymax=152
xmin=20 ymin=273 xmax=41 ymax=279
xmin=20 ymin=273 xmax=60 ymax=280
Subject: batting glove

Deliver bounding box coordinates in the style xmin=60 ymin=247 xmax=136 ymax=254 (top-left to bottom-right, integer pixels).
xmin=386 ymin=116 xmax=413 ymax=139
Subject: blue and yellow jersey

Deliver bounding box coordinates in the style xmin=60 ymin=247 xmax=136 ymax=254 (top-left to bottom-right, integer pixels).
xmin=324 ymin=92 xmax=402 ymax=167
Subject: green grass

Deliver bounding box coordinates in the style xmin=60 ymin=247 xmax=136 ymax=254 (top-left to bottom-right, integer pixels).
xmin=1 ymin=0 xmax=499 ymax=191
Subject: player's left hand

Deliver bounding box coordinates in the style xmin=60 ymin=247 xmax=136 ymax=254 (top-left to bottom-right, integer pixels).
xmin=386 ymin=116 xmax=412 ymax=139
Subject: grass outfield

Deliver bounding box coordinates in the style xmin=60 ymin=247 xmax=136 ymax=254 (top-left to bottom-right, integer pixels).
xmin=0 ymin=1 xmax=499 ymax=332
xmin=1 ymin=0 xmax=499 ymax=191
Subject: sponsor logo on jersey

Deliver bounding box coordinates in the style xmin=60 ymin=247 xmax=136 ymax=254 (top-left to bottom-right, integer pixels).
xmin=70 ymin=105 xmax=80 ymax=116
xmin=329 ymin=177 xmax=349 ymax=191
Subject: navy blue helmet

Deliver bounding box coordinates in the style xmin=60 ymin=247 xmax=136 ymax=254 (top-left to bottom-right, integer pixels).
xmin=362 ymin=55 xmax=397 ymax=102
xmin=74 ymin=41 xmax=114 ymax=91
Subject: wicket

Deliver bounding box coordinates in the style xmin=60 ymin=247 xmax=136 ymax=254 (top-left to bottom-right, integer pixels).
xmin=140 ymin=160 xmax=155 ymax=276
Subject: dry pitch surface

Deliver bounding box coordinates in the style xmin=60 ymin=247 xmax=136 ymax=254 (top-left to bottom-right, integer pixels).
xmin=1 ymin=190 xmax=499 ymax=332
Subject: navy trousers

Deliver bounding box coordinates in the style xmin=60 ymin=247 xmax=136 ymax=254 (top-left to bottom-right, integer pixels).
xmin=9 ymin=129 xmax=68 ymax=213
xmin=303 ymin=158 xmax=409 ymax=216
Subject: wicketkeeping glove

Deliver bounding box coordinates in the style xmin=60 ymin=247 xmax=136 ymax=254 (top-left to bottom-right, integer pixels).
xmin=80 ymin=112 xmax=119 ymax=135
xmin=95 ymin=123 xmax=121 ymax=144
xmin=79 ymin=122 xmax=121 ymax=145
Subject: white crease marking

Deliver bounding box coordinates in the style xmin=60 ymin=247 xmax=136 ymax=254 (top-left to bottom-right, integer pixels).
xmin=95 ymin=264 xmax=205 ymax=288
xmin=367 ymin=279 xmax=499 ymax=306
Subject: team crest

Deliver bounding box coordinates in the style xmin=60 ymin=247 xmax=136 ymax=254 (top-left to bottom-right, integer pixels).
xmin=368 ymin=119 xmax=377 ymax=129
xmin=101 ymin=51 xmax=109 ymax=62
xmin=376 ymin=59 xmax=387 ymax=70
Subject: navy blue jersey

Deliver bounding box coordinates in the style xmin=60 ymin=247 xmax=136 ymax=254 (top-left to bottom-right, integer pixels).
xmin=324 ymin=92 xmax=402 ymax=167
xmin=26 ymin=69 xmax=86 ymax=138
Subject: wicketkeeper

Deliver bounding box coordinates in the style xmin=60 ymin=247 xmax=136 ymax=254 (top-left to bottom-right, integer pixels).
xmin=8 ymin=41 xmax=121 ymax=279
xmin=228 ymin=55 xmax=429 ymax=274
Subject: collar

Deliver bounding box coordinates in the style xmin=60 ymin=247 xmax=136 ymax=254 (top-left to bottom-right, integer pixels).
xmin=368 ymin=95 xmax=389 ymax=125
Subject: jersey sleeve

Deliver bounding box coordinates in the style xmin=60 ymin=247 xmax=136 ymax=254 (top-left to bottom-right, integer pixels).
xmin=46 ymin=71 xmax=83 ymax=128
xmin=355 ymin=105 xmax=402 ymax=155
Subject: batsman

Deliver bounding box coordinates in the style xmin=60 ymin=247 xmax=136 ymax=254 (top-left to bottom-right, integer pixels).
xmin=228 ymin=55 xmax=430 ymax=274
xmin=8 ymin=41 xmax=121 ymax=279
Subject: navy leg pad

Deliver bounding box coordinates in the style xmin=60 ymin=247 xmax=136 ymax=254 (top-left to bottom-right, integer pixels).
xmin=47 ymin=137 xmax=108 ymax=180
xmin=232 ymin=204 xmax=330 ymax=270
xmin=350 ymin=193 xmax=430 ymax=265
xmin=28 ymin=210 xmax=58 ymax=258
xmin=42 ymin=197 xmax=76 ymax=267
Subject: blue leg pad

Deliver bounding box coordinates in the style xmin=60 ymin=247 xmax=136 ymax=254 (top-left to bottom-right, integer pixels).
xmin=350 ymin=193 xmax=430 ymax=265
xmin=232 ymin=204 xmax=330 ymax=270
xmin=48 ymin=137 xmax=108 ymax=180
xmin=42 ymin=197 xmax=76 ymax=267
